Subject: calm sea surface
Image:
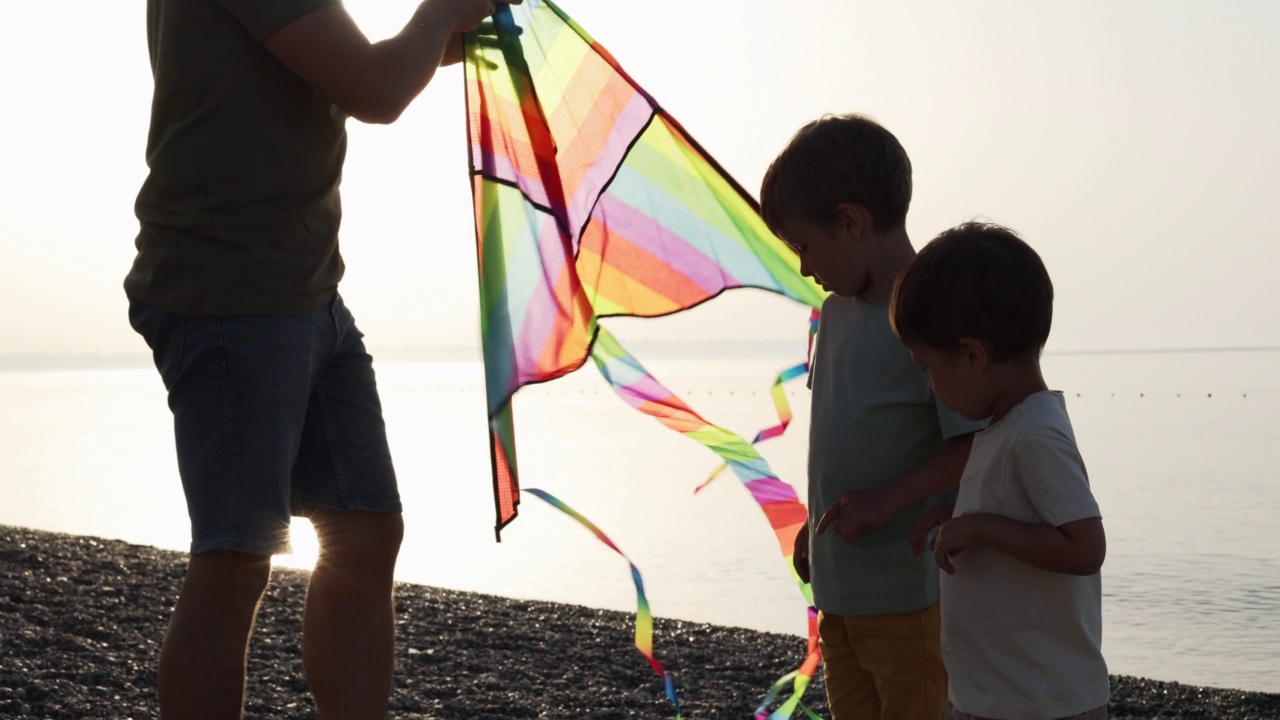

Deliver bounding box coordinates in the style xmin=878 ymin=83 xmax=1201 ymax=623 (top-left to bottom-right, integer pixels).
xmin=1 ymin=349 xmax=1277 ymax=693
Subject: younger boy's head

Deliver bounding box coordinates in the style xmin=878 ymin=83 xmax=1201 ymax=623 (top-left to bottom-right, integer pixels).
xmin=890 ymin=222 xmax=1054 ymax=418
xmin=760 ymin=113 xmax=912 ymax=235
xmin=891 ymin=222 xmax=1053 ymax=360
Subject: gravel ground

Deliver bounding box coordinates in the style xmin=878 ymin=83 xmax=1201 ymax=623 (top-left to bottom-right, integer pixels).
xmin=1 ymin=525 xmax=1277 ymax=719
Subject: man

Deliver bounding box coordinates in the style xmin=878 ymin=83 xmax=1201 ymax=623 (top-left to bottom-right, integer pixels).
xmin=125 ymin=0 xmax=520 ymax=717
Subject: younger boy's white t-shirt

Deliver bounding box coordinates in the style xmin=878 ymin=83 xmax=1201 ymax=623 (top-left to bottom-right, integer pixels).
xmin=941 ymin=391 xmax=1109 ymax=720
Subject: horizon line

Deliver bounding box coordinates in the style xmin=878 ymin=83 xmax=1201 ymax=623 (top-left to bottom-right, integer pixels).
xmin=2 ymin=342 xmax=1279 ymax=372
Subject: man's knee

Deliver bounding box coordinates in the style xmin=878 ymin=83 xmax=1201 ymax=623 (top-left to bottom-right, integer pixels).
xmin=183 ymin=550 xmax=272 ymax=615
xmin=310 ymin=510 xmax=403 ymax=571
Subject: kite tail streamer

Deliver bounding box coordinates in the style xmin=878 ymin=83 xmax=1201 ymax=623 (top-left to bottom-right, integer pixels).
xmin=590 ymin=327 xmax=809 ymax=567
xmin=522 ymin=487 xmax=682 ymax=719
xmin=589 ymin=325 xmax=820 ymax=715
xmin=754 ymin=607 xmax=822 ymax=720
xmin=697 ymin=308 xmax=821 ymax=494
xmin=694 ymin=361 xmax=807 ymax=494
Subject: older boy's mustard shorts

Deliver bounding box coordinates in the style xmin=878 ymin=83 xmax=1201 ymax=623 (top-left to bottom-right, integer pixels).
xmin=818 ymin=602 xmax=946 ymax=720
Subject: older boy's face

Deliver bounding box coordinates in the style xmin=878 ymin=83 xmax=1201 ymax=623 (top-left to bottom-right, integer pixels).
xmin=777 ymin=219 xmax=864 ymax=297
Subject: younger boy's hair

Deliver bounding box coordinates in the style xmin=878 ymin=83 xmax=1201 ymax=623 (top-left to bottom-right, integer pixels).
xmin=891 ymin=222 xmax=1054 ymax=362
xmin=760 ymin=113 xmax=912 ymax=234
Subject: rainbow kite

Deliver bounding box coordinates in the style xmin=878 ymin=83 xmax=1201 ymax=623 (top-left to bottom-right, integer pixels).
xmin=464 ymin=2 xmax=825 ymax=716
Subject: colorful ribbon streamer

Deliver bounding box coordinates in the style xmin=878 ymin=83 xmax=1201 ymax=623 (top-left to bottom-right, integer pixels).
xmin=523 ymin=487 xmax=682 ymax=718
xmin=590 ymin=326 xmax=821 ymax=715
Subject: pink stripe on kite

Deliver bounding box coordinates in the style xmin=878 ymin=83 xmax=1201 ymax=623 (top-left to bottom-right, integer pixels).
xmin=593 ymin=194 xmax=735 ymax=294
xmin=514 ymin=214 xmax=576 ymax=383
xmin=744 ymin=478 xmax=802 ymax=505
xmin=474 ymin=146 xmax=552 ymax=210
xmin=614 ymin=374 xmax=677 ymax=407
xmin=565 ymin=92 xmax=654 ymax=241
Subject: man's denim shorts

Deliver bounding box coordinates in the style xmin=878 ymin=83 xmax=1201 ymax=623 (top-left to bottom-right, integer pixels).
xmin=128 ymin=294 xmax=401 ymax=556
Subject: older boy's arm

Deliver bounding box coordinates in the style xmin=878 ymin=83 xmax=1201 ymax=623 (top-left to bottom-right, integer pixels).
xmin=816 ymin=434 xmax=974 ymax=543
xmin=265 ymin=0 xmax=519 ymax=125
xmin=934 ymin=514 xmax=1106 ymax=576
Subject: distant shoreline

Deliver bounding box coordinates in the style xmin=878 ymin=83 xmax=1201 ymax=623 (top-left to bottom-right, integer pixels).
xmin=3 ymin=343 xmax=1280 ymax=373
xmin=2 ymin=525 xmax=1278 ymax=719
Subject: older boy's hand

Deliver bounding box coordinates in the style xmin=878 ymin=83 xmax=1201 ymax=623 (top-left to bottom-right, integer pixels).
xmin=932 ymin=514 xmax=985 ymax=575
xmin=792 ymin=526 xmax=811 ymax=584
xmin=815 ymin=488 xmax=894 ymax=543
xmin=910 ymin=502 xmax=954 ymax=557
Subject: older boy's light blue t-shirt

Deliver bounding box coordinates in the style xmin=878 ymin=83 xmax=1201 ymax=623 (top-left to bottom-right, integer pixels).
xmin=807 ymin=294 xmax=985 ymax=616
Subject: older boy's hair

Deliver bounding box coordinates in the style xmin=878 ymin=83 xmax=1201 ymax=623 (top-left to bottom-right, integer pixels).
xmin=891 ymin=222 xmax=1053 ymax=362
xmin=760 ymin=114 xmax=912 ymax=234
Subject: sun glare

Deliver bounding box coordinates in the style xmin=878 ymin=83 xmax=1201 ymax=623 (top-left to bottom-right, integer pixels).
xmin=273 ymin=517 xmax=321 ymax=571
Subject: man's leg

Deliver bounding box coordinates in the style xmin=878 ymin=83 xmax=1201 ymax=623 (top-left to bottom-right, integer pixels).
xmin=158 ymin=551 xmax=272 ymax=720
xmin=129 ymin=302 xmax=334 ymax=716
xmin=303 ymin=508 xmax=404 ymax=719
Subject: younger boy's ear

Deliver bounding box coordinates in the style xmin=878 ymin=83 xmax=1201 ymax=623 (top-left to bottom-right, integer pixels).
xmin=957 ymin=337 xmax=989 ymax=372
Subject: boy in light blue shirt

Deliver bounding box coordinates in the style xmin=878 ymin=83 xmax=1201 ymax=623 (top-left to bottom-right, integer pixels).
xmin=760 ymin=114 xmax=985 ymax=720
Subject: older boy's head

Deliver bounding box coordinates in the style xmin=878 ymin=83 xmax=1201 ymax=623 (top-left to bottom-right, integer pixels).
xmin=891 ymin=222 xmax=1054 ymax=362
xmin=760 ymin=114 xmax=912 ymax=235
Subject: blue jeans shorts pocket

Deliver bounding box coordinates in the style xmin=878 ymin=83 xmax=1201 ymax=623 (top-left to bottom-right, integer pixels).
xmin=129 ymin=300 xmax=185 ymax=390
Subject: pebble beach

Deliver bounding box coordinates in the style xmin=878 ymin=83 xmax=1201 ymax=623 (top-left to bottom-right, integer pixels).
xmin=1 ymin=525 xmax=1276 ymax=719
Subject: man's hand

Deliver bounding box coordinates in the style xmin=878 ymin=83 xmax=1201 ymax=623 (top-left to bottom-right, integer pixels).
xmin=792 ymin=526 xmax=811 ymax=584
xmin=909 ymin=502 xmax=954 ymax=557
xmin=426 ymin=0 xmax=518 ymax=35
xmin=440 ymin=33 xmax=465 ymax=66
xmin=815 ymin=488 xmax=895 ymax=544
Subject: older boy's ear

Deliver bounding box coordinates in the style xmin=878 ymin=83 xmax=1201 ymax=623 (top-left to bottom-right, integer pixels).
xmin=957 ymin=337 xmax=989 ymax=372
xmin=834 ymin=203 xmax=869 ymax=240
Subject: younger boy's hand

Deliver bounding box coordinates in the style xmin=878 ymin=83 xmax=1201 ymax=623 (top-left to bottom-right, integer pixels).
xmin=815 ymin=488 xmax=894 ymax=543
xmin=932 ymin=514 xmax=985 ymax=575
xmin=910 ymin=502 xmax=954 ymax=557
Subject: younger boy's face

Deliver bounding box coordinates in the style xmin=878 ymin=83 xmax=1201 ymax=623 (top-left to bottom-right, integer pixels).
xmin=777 ymin=219 xmax=866 ymax=298
xmin=904 ymin=341 xmax=991 ymax=421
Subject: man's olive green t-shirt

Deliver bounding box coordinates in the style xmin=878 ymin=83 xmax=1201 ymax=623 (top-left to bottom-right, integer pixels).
xmin=125 ymin=0 xmax=347 ymax=315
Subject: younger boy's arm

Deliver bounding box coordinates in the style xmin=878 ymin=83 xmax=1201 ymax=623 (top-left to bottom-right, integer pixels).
xmin=933 ymin=514 xmax=1106 ymax=576
xmin=817 ymin=433 xmax=974 ymax=543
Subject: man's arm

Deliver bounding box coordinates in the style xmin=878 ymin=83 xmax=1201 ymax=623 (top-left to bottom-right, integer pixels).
xmin=264 ymin=0 xmax=519 ymax=124
xmin=816 ymin=433 xmax=974 ymax=543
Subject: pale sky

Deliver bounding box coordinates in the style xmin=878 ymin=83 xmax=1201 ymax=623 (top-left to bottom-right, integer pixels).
xmin=2 ymin=1 xmax=1277 ymax=356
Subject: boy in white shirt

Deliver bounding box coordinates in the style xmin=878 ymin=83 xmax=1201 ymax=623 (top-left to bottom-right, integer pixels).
xmin=889 ymin=222 xmax=1110 ymax=720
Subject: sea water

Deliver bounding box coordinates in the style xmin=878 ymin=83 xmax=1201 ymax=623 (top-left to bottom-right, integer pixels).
xmin=1 ymin=349 xmax=1277 ymax=693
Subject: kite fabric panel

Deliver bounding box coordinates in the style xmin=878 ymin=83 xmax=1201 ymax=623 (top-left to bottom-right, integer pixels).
xmin=464 ymin=0 xmax=824 ymax=536
xmin=464 ymin=2 xmax=827 ymax=716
